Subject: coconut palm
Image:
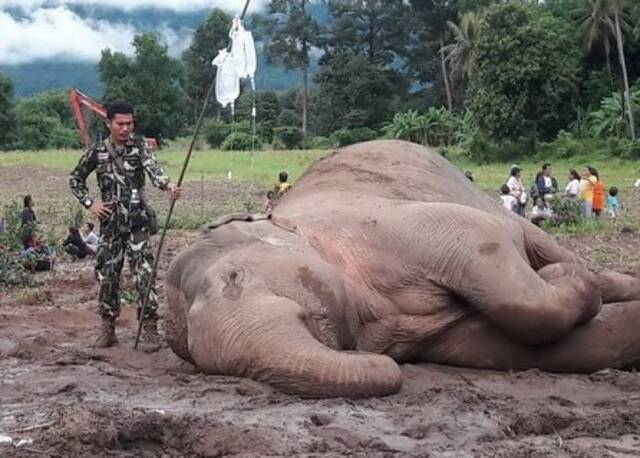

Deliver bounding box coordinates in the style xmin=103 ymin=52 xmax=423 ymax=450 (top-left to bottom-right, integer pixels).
xmin=442 ymin=12 xmax=482 ymax=82
xmin=574 ymin=0 xmax=615 ymax=84
xmin=575 ymin=0 xmax=635 ymax=139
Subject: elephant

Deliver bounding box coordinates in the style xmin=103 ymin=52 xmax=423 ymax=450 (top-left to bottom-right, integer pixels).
xmin=165 ymin=140 xmax=640 ymax=398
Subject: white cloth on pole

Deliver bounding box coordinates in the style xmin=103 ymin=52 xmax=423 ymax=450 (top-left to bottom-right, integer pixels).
xmin=230 ymin=16 xmax=257 ymax=80
xmin=212 ymin=49 xmax=240 ymax=108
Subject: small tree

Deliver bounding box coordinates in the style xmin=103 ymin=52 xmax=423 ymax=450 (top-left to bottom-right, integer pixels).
xmin=0 ymin=73 xmax=16 ymax=149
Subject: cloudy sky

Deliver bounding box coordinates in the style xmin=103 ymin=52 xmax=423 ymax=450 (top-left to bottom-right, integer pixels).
xmin=0 ymin=1 xmax=267 ymax=65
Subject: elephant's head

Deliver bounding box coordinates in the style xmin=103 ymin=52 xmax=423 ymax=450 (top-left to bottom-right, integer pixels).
xmin=165 ymin=219 xmax=402 ymax=398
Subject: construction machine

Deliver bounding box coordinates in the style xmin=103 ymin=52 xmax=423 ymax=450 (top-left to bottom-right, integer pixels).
xmin=68 ymin=88 xmax=158 ymax=150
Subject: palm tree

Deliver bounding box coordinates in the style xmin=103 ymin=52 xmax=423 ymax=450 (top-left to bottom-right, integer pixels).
xmin=610 ymin=0 xmax=635 ymax=139
xmin=575 ymin=0 xmax=635 ymax=139
xmin=442 ymin=12 xmax=482 ymax=82
xmin=575 ymin=0 xmax=614 ymax=85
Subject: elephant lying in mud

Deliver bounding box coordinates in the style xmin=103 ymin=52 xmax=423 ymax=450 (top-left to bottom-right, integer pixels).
xmin=165 ymin=140 xmax=640 ymax=398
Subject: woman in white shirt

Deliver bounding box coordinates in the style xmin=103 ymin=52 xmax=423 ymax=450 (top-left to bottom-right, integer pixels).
xmin=506 ymin=165 xmax=526 ymax=216
xmin=564 ymin=169 xmax=581 ymax=198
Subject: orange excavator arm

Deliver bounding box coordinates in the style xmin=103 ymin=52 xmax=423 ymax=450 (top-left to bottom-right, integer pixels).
xmin=68 ymin=88 xmax=107 ymax=149
xmin=68 ymin=88 xmax=157 ymax=150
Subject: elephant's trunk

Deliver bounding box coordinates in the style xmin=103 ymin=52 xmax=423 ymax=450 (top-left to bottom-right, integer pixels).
xmin=187 ymin=292 xmax=402 ymax=398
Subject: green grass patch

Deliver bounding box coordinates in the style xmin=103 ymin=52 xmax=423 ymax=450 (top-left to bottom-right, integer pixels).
xmin=0 ymin=148 xmax=327 ymax=186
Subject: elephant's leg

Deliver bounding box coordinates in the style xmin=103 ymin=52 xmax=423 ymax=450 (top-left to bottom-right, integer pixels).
xmin=521 ymin=222 xmax=640 ymax=303
xmin=186 ymin=291 xmax=402 ymax=398
xmin=419 ymin=301 xmax=640 ymax=372
xmin=452 ymin=236 xmax=602 ymax=345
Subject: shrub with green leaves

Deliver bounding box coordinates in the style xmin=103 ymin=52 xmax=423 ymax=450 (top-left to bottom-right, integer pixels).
xmin=0 ymin=201 xmax=32 ymax=287
xmin=274 ymin=126 xmax=303 ymax=149
xmin=547 ymin=197 xmax=583 ymax=227
xmin=333 ymin=127 xmax=377 ymax=147
xmin=221 ymin=132 xmax=259 ymax=151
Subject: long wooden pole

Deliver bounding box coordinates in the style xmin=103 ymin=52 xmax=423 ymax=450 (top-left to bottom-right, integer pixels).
xmin=134 ymin=0 xmax=252 ymax=349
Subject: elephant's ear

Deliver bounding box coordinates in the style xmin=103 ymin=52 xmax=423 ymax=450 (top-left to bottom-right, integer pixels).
xmin=186 ymin=292 xmax=402 ymax=399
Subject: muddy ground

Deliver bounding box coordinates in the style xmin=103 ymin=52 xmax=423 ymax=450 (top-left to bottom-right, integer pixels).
xmin=1 ymin=166 xmax=640 ymax=457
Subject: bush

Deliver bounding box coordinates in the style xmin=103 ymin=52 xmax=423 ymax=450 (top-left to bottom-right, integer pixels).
xmin=0 ymin=201 xmax=32 ymax=287
xmin=464 ymin=135 xmax=534 ymax=163
xmin=274 ymin=126 xmax=303 ymax=150
xmin=307 ymin=136 xmax=335 ymax=149
xmin=333 ymin=127 xmax=377 ymax=147
xmin=48 ymin=125 xmax=81 ymax=149
xmin=547 ymin=197 xmax=583 ymax=227
xmin=204 ymin=120 xmax=228 ymax=148
xmin=221 ymin=132 xmax=259 ymax=151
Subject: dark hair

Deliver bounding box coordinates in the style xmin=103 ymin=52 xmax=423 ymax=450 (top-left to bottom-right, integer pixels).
xmin=278 ymin=172 xmax=288 ymax=183
xmin=542 ymin=163 xmax=551 ymax=170
xmin=86 ymin=222 xmax=95 ymax=231
xmin=464 ymin=171 xmax=474 ymax=182
xmin=23 ymin=195 xmax=32 ymax=208
xmin=510 ymin=166 xmax=521 ymax=177
xmin=266 ymin=191 xmax=275 ymax=198
xmin=609 ymin=186 xmax=618 ymax=197
xmin=106 ymin=101 xmax=134 ymax=120
xmin=569 ymin=169 xmax=580 ymax=181
xmin=535 ymin=195 xmax=545 ymax=205
xmin=69 ymin=226 xmax=80 ymax=237
xmin=587 ymin=166 xmax=599 ymax=180
xmin=500 ymin=184 xmax=510 ymax=194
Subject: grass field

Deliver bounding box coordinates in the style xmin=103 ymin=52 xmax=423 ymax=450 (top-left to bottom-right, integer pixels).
xmin=1 ymin=146 xmax=638 ymax=194
xmin=0 ymin=148 xmax=327 ymax=187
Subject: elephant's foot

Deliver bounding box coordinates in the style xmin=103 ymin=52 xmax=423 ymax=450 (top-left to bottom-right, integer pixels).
xmin=418 ymin=300 xmax=640 ymax=373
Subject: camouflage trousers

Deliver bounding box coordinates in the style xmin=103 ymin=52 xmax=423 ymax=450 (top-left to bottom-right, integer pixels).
xmin=95 ymin=230 xmax=158 ymax=320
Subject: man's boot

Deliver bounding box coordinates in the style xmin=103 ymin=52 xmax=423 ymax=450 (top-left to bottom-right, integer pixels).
xmin=140 ymin=318 xmax=162 ymax=352
xmin=94 ymin=315 xmax=117 ymax=348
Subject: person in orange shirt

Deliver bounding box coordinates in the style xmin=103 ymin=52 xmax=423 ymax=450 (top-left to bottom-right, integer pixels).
xmin=579 ymin=166 xmax=598 ymax=218
xmin=590 ymin=167 xmax=605 ymax=217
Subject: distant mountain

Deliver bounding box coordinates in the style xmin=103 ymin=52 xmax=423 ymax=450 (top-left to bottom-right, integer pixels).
xmin=1 ymin=4 xmax=329 ymax=98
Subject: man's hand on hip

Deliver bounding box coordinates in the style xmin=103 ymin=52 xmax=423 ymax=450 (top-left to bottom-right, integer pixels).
xmin=167 ymin=183 xmax=183 ymax=201
xmin=89 ymin=201 xmax=113 ymax=219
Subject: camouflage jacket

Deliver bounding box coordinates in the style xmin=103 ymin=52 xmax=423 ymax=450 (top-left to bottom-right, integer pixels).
xmin=69 ymin=136 xmax=170 ymax=235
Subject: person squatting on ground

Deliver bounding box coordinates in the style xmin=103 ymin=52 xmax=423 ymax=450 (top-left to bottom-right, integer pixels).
xmin=530 ymin=196 xmax=553 ymax=226
xmin=69 ymin=101 xmax=182 ymax=349
xmin=81 ymin=222 xmax=99 ymax=255
xmin=63 ymin=226 xmax=89 ymax=259
xmin=275 ymin=171 xmax=292 ymax=197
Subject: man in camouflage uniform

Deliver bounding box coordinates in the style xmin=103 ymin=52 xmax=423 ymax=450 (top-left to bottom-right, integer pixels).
xmin=69 ymin=101 xmax=182 ymax=348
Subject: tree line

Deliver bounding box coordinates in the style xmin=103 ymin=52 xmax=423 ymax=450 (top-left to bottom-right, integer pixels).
xmin=0 ymin=0 xmax=639 ymax=159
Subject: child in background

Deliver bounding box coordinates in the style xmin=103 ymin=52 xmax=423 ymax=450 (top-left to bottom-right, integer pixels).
xmin=500 ymin=184 xmax=518 ymax=212
xmin=264 ymin=191 xmax=275 ymax=215
xmin=606 ymin=187 xmax=620 ymax=219
xmin=275 ymin=171 xmax=292 ymax=196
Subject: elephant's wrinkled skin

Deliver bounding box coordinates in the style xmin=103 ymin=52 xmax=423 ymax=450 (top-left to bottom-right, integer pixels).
xmin=165 ymin=140 xmax=640 ymax=398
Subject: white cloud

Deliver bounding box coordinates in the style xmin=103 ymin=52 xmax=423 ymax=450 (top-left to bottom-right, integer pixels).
xmin=0 ymin=0 xmax=267 ymax=13
xmin=0 ymin=7 xmax=138 ymax=64
xmin=0 ymin=0 xmax=267 ymax=64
